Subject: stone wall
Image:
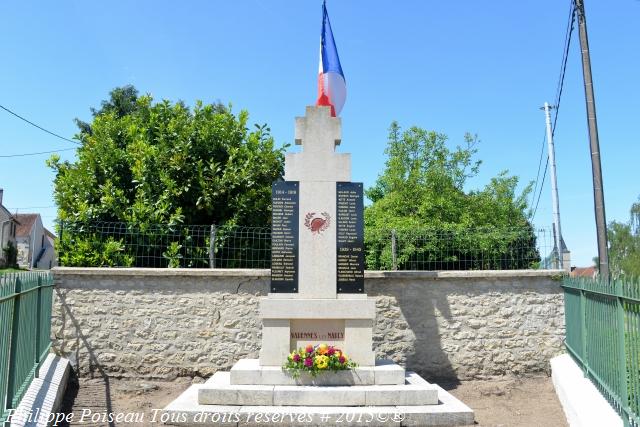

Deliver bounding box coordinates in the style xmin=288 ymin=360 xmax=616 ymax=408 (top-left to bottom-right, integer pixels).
xmin=51 ymin=268 xmax=565 ymax=381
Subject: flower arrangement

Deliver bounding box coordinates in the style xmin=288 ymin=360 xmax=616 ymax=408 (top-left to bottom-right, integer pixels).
xmin=283 ymin=344 xmax=357 ymax=378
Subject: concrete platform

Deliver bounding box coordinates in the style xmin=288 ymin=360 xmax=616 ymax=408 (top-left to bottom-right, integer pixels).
xmin=8 ymin=354 xmax=71 ymax=427
xmin=163 ymin=373 xmax=474 ymax=426
xmin=230 ymin=359 xmax=405 ymax=386
xmin=199 ymin=371 xmax=437 ymax=406
xmin=551 ymin=353 xmax=622 ymax=427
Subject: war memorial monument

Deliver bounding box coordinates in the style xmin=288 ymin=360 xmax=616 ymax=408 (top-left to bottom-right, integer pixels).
xmin=164 ymin=106 xmax=475 ymax=426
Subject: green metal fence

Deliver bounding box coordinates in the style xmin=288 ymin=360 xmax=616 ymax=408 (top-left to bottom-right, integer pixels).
xmin=563 ymin=276 xmax=640 ymax=427
xmin=0 ymin=271 xmax=54 ymax=424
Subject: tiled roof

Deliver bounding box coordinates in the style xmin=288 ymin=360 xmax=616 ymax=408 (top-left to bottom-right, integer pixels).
xmin=15 ymin=213 xmax=39 ymax=237
xmin=570 ymin=266 xmax=597 ymax=278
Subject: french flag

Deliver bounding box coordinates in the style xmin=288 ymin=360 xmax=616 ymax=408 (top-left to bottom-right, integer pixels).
xmin=316 ymin=0 xmax=346 ymax=117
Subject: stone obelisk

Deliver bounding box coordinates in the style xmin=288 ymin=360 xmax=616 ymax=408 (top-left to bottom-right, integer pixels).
xmin=260 ymin=105 xmax=375 ymax=367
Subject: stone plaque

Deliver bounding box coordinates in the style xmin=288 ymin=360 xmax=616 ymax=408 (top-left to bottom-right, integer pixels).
xmin=271 ymin=181 xmax=299 ymax=293
xmin=290 ymin=319 xmax=345 ymax=350
xmin=336 ymin=182 xmax=364 ymax=293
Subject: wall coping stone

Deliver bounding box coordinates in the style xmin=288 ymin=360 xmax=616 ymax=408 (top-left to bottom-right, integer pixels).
xmin=52 ymin=267 xmax=271 ymax=277
xmin=52 ymin=266 xmax=564 ymax=279
xmin=365 ymin=269 xmax=564 ymax=279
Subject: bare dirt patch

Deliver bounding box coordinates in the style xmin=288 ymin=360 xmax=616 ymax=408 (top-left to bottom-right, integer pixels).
xmin=58 ymin=374 xmax=566 ymax=426
xmin=445 ymin=376 xmax=568 ymax=427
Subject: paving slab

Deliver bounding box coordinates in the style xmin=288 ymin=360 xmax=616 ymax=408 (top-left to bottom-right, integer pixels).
xmin=164 ymin=371 xmax=474 ymax=426
xmin=398 ymin=384 xmax=474 ymax=426
xmin=198 ymin=371 xmax=437 ymax=407
xmin=164 ymin=385 xmax=473 ymax=426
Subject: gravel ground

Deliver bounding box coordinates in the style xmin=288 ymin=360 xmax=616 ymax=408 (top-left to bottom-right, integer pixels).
xmin=56 ymin=374 xmax=567 ymax=427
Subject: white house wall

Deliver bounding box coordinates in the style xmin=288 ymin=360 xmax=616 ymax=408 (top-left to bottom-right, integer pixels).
xmin=16 ymin=236 xmax=30 ymax=268
xmin=31 ymin=216 xmax=44 ymax=268
xmin=37 ymin=236 xmax=57 ymax=269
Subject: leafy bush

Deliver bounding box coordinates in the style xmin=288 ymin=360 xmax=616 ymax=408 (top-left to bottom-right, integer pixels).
xmin=2 ymin=241 xmax=18 ymax=268
xmin=50 ymin=86 xmax=285 ymax=267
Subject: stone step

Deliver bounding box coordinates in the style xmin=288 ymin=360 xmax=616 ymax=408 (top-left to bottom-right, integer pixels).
xmin=198 ymin=371 xmax=438 ymax=407
xmin=163 ymin=375 xmax=474 ymax=426
xmin=230 ymin=358 xmax=405 ymax=386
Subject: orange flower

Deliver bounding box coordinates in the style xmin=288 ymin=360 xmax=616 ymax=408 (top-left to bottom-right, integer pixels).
xmin=317 ymin=344 xmax=329 ymax=355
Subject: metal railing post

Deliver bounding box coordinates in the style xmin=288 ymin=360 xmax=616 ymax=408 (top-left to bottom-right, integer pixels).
xmin=209 ymin=225 xmax=217 ymax=269
xmin=391 ymin=229 xmax=397 ymax=271
xmin=580 ymin=283 xmax=588 ymax=377
xmin=0 ymin=276 xmax=15 ymax=424
xmin=5 ymin=276 xmax=22 ymax=412
xmin=58 ymin=220 xmax=64 ymax=267
xmin=34 ymin=275 xmax=42 ymax=379
xmin=615 ymin=279 xmax=631 ymax=426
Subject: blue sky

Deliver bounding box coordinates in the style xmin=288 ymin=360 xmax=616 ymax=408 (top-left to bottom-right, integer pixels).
xmin=0 ymin=1 xmax=638 ymax=266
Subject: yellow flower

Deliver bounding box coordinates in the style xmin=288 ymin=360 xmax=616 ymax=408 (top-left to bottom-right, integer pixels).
xmin=315 ymin=355 xmax=329 ymax=369
xmin=317 ymin=344 xmax=329 ymax=355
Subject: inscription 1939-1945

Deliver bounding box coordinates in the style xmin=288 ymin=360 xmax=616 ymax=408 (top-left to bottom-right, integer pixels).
xmin=336 ymin=182 xmax=364 ymax=293
xmin=271 ymin=181 xmax=299 ymax=293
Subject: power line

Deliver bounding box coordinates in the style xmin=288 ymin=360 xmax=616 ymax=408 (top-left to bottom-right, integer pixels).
xmin=551 ymin=0 xmax=576 ymax=135
xmin=0 ymin=104 xmax=80 ymax=145
xmin=532 ymin=160 xmax=549 ymax=219
xmin=530 ymin=130 xmax=547 ymax=211
xmin=531 ymin=0 xmax=575 ymax=221
xmin=0 ymin=147 xmax=76 ymax=158
xmin=8 ymin=205 xmax=56 ymax=209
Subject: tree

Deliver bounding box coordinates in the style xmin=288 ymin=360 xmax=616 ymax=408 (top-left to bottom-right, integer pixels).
xmin=364 ymin=122 xmax=539 ymax=270
xmin=49 ymin=86 xmax=286 ymax=266
xmin=2 ymin=241 xmax=18 ymax=268
xmin=73 ymin=85 xmax=141 ymax=135
xmin=607 ymin=198 xmax=640 ymax=278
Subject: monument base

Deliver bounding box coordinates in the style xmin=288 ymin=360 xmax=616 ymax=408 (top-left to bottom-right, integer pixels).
xmin=259 ymin=297 xmax=377 ymax=367
xmin=198 ymin=370 xmax=438 ymax=406
xmin=163 ymin=370 xmax=474 ymax=426
xmin=231 ymin=359 xmax=405 ymax=386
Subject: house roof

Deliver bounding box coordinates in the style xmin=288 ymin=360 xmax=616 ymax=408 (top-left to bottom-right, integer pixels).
xmin=570 ymin=266 xmax=597 ymax=278
xmin=44 ymin=228 xmax=56 ymax=240
xmin=15 ymin=213 xmax=39 ymax=237
xmin=0 ymin=203 xmax=15 ymax=221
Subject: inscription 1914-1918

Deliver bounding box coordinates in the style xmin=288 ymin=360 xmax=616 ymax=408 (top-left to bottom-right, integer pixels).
xmin=336 ymin=182 xmax=364 ymax=293
xmin=271 ymin=181 xmax=299 ymax=293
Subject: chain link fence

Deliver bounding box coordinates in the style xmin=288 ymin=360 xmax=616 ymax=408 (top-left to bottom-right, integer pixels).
xmin=366 ymin=227 xmax=551 ymax=270
xmin=57 ymin=221 xmax=553 ymax=270
xmin=58 ymin=222 xmax=271 ymax=268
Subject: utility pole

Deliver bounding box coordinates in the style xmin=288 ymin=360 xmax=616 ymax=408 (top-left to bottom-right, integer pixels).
xmin=574 ymin=0 xmax=609 ymax=282
xmin=542 ymin=102 xmax=563 ymax=269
